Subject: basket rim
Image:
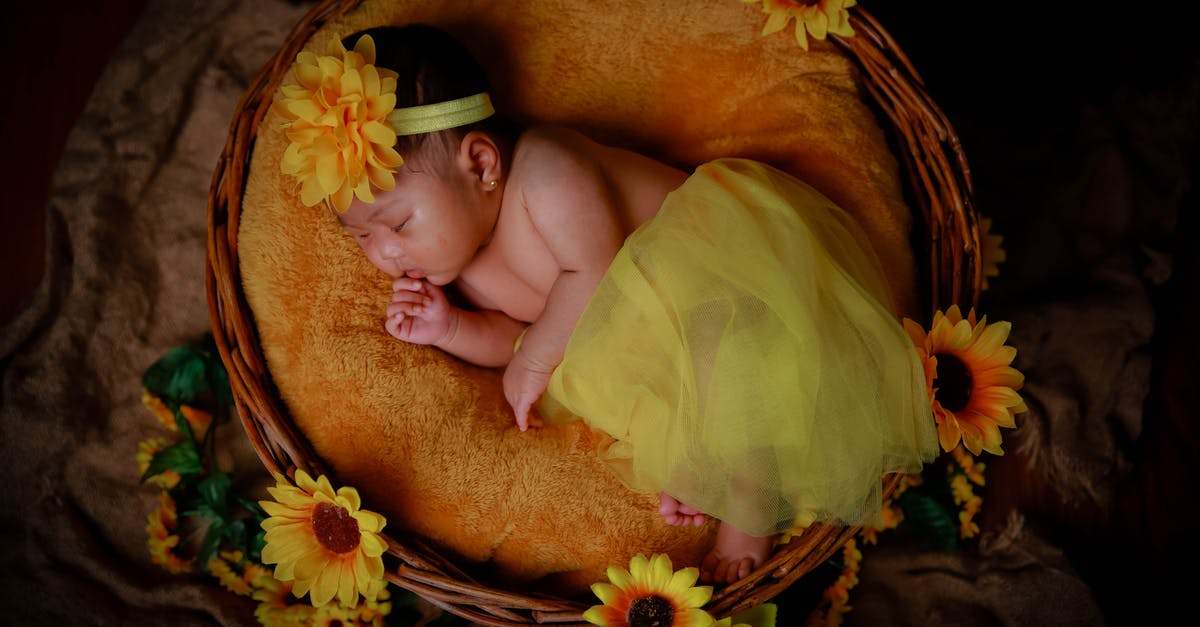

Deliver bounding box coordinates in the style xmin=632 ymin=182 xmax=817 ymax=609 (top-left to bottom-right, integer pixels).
xmin=205 ymin=2 xmax=980 ymax=624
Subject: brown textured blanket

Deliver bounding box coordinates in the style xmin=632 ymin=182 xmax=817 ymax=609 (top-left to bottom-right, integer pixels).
xmin=2 ymin=0 xmax=1196 ymax=625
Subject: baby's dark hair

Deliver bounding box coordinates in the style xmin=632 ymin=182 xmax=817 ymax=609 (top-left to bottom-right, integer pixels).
xmin=343 ymin=24 xmax=518 ymax=169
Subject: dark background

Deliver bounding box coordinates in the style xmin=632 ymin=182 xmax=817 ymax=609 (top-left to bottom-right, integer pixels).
xmin=869 ymin=3 xmax=1200 ymax=625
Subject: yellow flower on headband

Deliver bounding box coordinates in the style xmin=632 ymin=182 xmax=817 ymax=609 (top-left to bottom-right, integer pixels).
xmin=275 ymin=35 xmax=405 ymax=212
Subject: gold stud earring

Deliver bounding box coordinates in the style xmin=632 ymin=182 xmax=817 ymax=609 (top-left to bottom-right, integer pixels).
xmin=488 ymin=179 xmax=499 ymax=189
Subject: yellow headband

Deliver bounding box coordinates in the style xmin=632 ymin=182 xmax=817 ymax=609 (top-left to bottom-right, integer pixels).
xmin=387 ymin=93 xmax=495 ymax=136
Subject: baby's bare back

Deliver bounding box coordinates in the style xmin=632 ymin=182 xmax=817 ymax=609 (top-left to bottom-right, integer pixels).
xmin=457 ymin=127 xmax=688 ymax=321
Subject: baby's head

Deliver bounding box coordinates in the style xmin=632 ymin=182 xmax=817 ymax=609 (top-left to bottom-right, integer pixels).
xmin=347 ymin=25 xmax=517 ymax=175
xmin=277 ymin=24 xmax=518 ymax=284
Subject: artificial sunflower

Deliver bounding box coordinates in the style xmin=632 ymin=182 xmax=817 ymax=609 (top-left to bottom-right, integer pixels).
xmin=141 ymin=388 xmax=212 ymax=437
xmin=276 ymin=34 xmax=405 ymax=212
xmin=146 ymin=491 xmax=192 ymax=574
xmin=253 ymin=576 xmax=317 ymax=625
xmin=259 ymin=470 xmax=388 ymax=608
xmin=584 ymin=553 xmax=715 ymax=627
xmin=136 ymin=438 xmax=181 ymax=488
xmin=744 ymin=0 xmax=856 ymax=50
xmin=904 ymin=306 xmax=1027 ymax=456
xmin=208 ymin=551 xmax=254 ymax=597
xmin=979 ymin=217 xmax=1007 ymax=291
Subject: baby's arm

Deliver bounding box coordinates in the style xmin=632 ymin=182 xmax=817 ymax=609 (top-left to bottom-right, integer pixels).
xmin=386 ymin=278 xmax=526 ymax=368
xmin=505 ymin=143 xmax=626 ymax=429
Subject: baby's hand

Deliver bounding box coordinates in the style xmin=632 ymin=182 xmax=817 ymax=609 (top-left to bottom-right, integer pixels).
xmin=385 ymin=278 xmax=455 ymax=346
xmin=503 ymin=351 xmax=552 ymax=432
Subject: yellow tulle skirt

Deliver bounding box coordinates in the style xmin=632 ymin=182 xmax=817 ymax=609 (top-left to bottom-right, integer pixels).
xmin=541 ymin=158 xmax=938 ymax=536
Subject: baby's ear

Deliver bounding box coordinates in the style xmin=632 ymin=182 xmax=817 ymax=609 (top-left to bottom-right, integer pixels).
xmin=459 ymin=131 xmax=502 ymax=185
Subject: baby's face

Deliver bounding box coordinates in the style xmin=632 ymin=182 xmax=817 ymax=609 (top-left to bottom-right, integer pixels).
xmin=339 ymin=167 xmax=485 ymax=285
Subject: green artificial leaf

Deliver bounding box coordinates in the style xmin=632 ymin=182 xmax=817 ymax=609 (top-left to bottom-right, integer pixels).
xmin=249 ymin=527 xmax=266 ymax=564
xmin=237 ymin=497 xmax=267 ymax=519
xmin=198 ymin=472 xmax=232 ymax=510
xmin=204 ymin=345 xmax=234 ymax=408
xmin=143 ymin=345 xmax=211 ymax=405
xmin=196 ymin=517 xmax=225 ymax=569
xmin=142 ymin=439 xmax=203 ymax=482
xmin=898 ymin=487 xmax=958 ymax=552
xmin=171 ymin=405 xmax=195 ymax=441
xmin=224 ymin=518 xmax=248 ymax=552
xmin=187 ymin=476 xmax=236 ymax=568
xmin=187 ymin=472 xmax=234 ymax=526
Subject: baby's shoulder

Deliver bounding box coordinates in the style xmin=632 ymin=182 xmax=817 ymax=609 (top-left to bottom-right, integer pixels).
xmin=510 ymin=126 xmax=605 ymax=189
xmin=512 ymin=125 xmax=594 ymax=165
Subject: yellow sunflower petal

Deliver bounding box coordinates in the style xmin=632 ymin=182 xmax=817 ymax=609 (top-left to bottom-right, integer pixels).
xmin=293 ymin=547 xmax=333 ymax=582
xmin=628 ymin=553 xmax=650 ymax=585
xmin=683 ymin=608 xmax=719 ymax=627
xmin=606 ymin=564 xmax=633 ymax=591
xmin=935 ymin=408 xmax=963 ymax=452
xmin=792 ymin=21 xmax=810 ymax=50
xmin=355 ymin=532 xmax=387 ymax=561
xmin=679 ymin=584 xmax=714 ymax=610
xmin=648 ymin=553 xmax=674 ymax=589
xmin=584 ymin=605 xmax=622 ymax=626
xmin=666 ymin=565 xmax=700 ymax=596
xmin=272 ymin=558 xmax=297 ymax=582
xmin=976 ymin=365 xmax=1024 ymax=390
xmin=335 ymin=487 xmax=362 ymax=512
xmin=762 ymin=11 xmax=791 ymax=36
xmin=308 ymin=562 xmax=339 ymax=607
xmin=806 ymin=10 xmax=829 ymax=40
xmin=902 ymin=318 xmax=928 ymax=349
xmin=336 ymin=558 xmax=359 ymax=608
xmin=292 ymin=575 xmax=312 ymax=600
xmin=591 ymin=582 xmax=618 ymax=606
xmin=260 ymin=500 xmax=309 ymax=519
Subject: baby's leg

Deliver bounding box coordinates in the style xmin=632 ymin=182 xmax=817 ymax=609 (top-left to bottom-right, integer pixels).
xmin=700 ymin=521 xmax=775 ymax=584
xmin=659 ymin=493 xmax=707 ymax=526
xmin=698 ymin=454 xmax=781 ymax=584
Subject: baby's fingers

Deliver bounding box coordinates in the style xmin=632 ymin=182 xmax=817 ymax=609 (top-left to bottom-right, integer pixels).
xmin=512 ymin=395 xmax=544 ymax=432
xmin=387 ymin=301 xmax=428 ymax=319
xmin=384 ymin=312 xmax=406 ymax=338
xmin=392 ymin=278 xmax=425 ymax=293
xmin=391 ymin=289 xmax=428 ymax=305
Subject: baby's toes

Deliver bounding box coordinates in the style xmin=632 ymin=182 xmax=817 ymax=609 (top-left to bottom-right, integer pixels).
xmin=735 ymin=557 xmax=753 ymax=581
xmin=700 ymin=553 xmax=720 ymax=583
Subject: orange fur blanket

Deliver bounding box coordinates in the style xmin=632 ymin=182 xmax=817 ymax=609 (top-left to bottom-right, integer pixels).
xmin=239 ymin=0 xmax=916 ymax=594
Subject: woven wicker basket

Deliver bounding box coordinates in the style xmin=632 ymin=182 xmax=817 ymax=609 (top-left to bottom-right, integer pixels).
xmin=206 ymin=1 xmax=980 ymax=624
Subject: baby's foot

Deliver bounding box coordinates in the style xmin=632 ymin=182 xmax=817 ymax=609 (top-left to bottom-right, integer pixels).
xmin=699 ymin=521 xmax=774 ymax=584
xmin=659 ymin=493 xmax=708 ymax=527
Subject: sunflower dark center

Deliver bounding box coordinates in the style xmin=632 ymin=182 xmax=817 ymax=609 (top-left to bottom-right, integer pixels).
xmin=934 ymin=352 xmax=973 ymax=413
xmin=627 ymin=595 xmax=675 ymax=627
xmin=311 ymin=502 xmax=360 ymax=554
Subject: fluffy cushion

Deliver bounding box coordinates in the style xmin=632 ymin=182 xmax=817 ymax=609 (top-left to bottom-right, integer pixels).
xmin=239 ymin=0 xmax=916 ymax=595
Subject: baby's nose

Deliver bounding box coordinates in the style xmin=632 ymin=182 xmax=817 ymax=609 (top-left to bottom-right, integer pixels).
xmin=379 ymin=238 xmax=405 ymax=260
